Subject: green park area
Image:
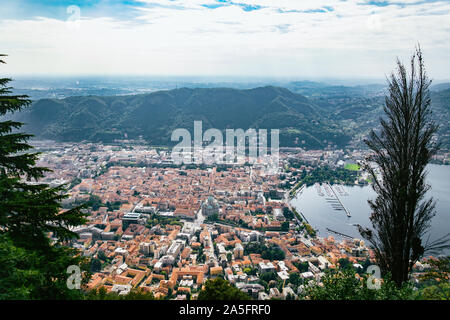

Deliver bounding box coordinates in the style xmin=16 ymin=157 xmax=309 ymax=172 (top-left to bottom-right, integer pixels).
xmin=344 ymin=163 xmax=360 ymax=171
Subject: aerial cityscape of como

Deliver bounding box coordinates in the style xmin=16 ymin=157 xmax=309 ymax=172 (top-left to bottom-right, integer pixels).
xmin=0 ymin=0 xmax=449 ymax=313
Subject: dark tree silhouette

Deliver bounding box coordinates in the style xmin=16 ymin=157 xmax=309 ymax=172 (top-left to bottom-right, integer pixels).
xmin=197 ymin=277 xmax=251 ymax=300
xmin=0 ymin=54 xmax=89 ymax=299
xmin=359 ymin=47 xmax=449 ymax=287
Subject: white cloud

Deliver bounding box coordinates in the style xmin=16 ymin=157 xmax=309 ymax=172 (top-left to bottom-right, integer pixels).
xmin=0 ymin=0 xmax=449 ymax=79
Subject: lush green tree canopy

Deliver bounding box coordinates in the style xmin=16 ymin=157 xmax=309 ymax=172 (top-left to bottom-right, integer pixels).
xmin=303 ymin=269 xmax=417 ymax=300
xmin=0 ymin=54 xmax=89 ymax=299
xmin=197 ymin=278 xmax=251 ymax=300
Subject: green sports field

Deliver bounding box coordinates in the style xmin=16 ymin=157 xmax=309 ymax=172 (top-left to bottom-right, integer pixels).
xmin=344 ymin=163 xmax=360 ymax=171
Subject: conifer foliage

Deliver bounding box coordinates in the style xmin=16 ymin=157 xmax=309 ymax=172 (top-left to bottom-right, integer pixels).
xmin=0 ymin=54 xmax=89 ymax=299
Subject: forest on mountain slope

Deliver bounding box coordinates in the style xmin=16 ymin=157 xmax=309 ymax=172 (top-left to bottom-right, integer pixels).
xmin=11 ymin=85 xmax=450 ymax=150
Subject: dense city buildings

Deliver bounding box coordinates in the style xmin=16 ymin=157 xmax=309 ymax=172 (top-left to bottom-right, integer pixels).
xmin=34 ymin=140 xmax=447 ymax=300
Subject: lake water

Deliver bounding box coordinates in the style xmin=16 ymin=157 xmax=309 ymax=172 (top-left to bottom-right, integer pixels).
xmin=290 ymin=164 xmax=450 ymax=252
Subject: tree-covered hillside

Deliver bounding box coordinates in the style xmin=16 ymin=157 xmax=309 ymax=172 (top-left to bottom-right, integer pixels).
xmin=10 ymin=84 xmax=449 ymax=150
xmin=14 ymin=86 xmax=351 ymax=149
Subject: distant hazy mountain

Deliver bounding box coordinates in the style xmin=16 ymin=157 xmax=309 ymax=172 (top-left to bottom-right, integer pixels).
xmin=286 ymin=81 xmax=386 ymax=98
xmin=430 ymin=89 xmax=450 ymax=149
xmin=431 ymin=83 xmax=450 ymax=92
xmin=15 ymin=86 xmax=351 ymax=149
xmin=10 ymin=85 xmax=449 ymax=150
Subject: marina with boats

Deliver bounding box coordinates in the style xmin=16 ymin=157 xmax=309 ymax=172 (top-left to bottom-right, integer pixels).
xmin=314 ymin=182 xmax=351 ymax=217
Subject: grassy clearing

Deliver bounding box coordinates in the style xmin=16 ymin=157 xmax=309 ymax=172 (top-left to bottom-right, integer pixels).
xmin=344 ymin=163 xmax=360 ymax=171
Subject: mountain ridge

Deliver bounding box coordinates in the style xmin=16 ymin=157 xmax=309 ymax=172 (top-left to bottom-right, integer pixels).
xmin=15 ymin=86 xmax=351 ymax=149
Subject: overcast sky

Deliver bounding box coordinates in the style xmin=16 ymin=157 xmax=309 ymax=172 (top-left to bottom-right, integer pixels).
xmin=1 ymin=0 xmax=449 ymax=80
